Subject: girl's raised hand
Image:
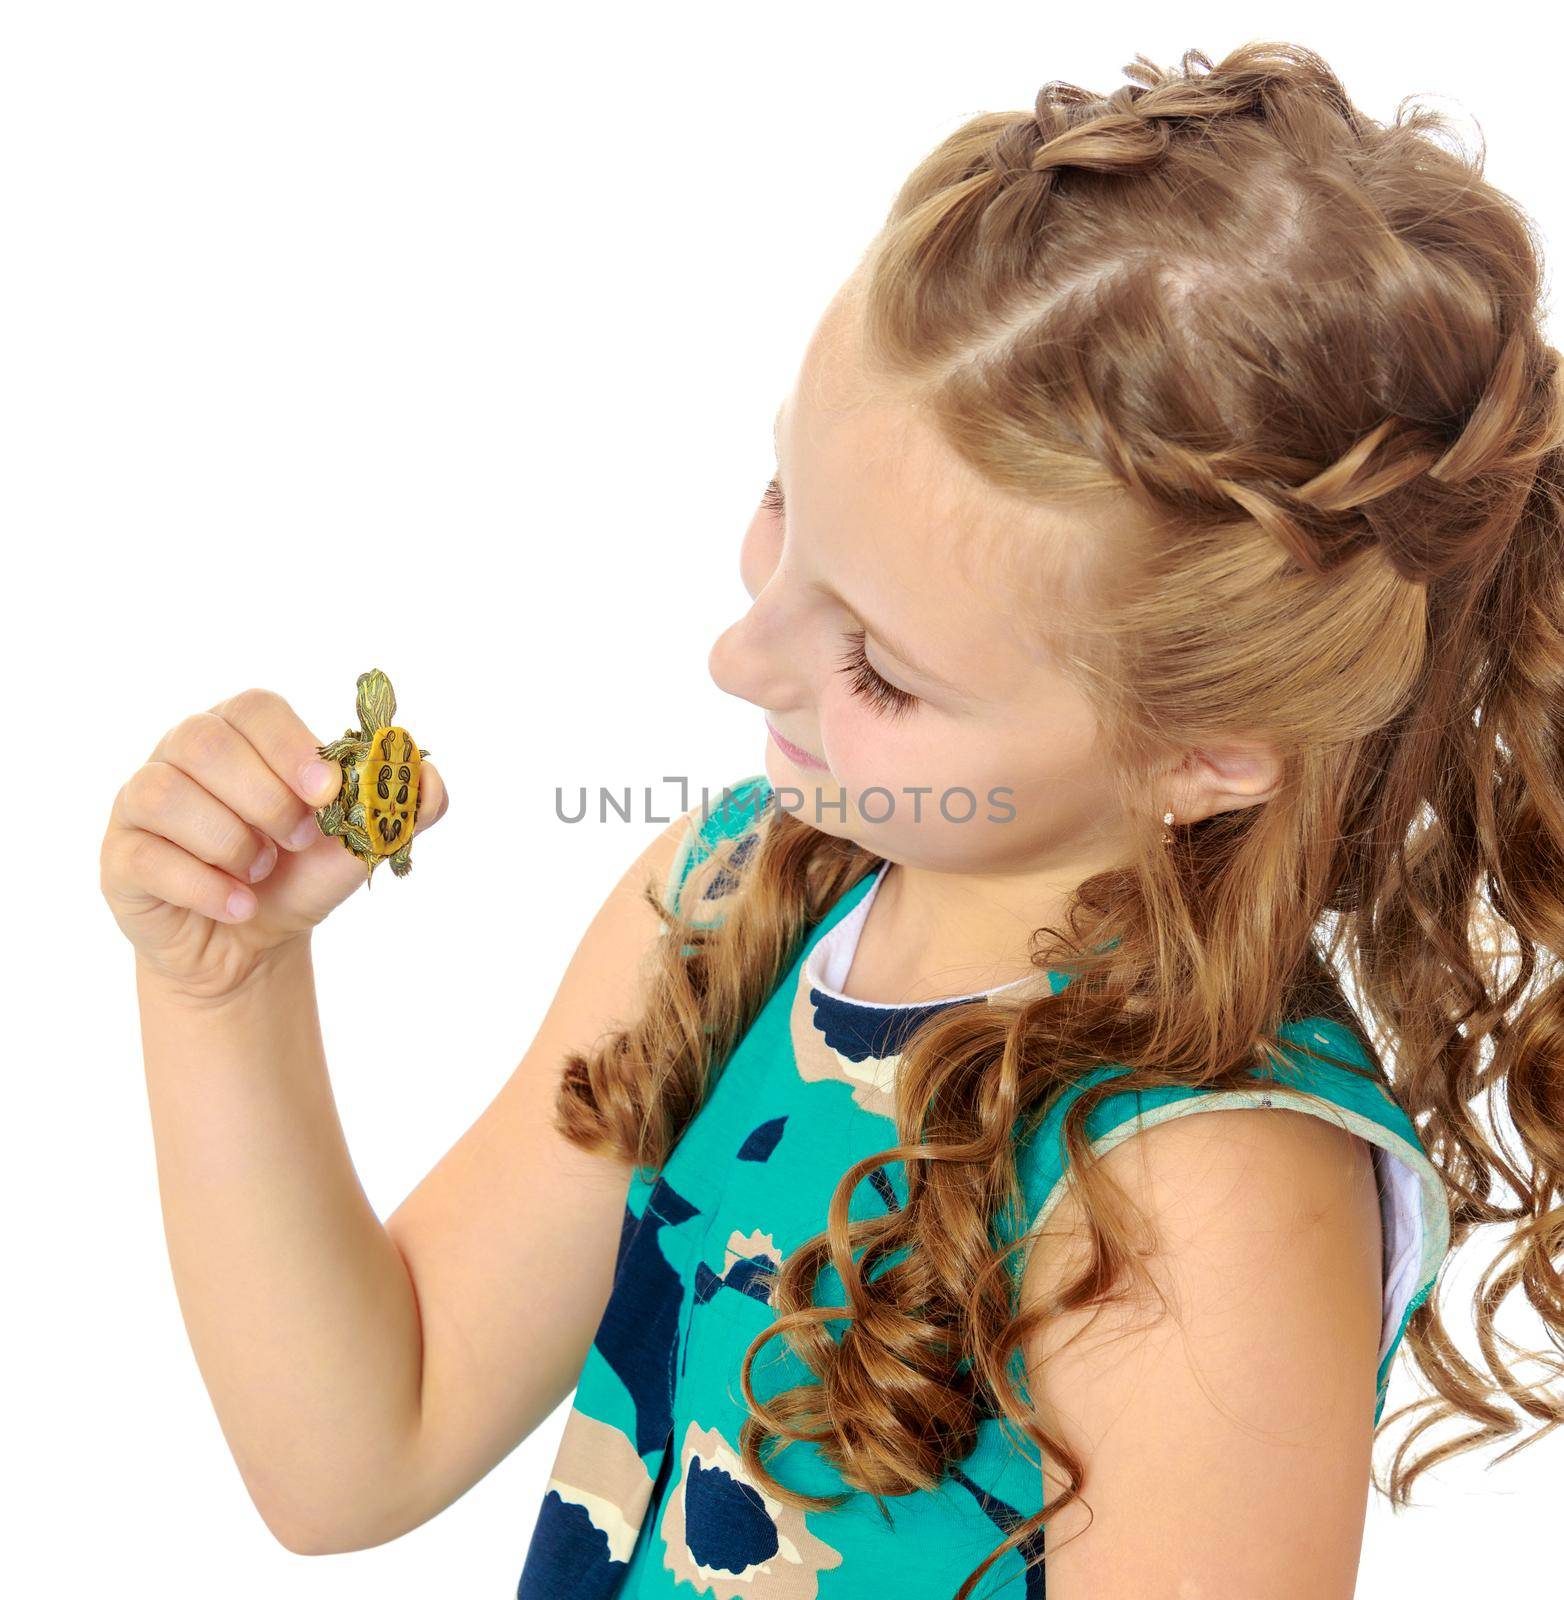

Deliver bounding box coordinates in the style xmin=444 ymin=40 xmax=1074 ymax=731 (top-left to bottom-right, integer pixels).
xmin=100 ymin=686 xmax=448 ymax=1004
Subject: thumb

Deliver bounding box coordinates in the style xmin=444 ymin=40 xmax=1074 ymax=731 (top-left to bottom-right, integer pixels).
xmin=299 ymin=757 xmax=343 ymax=806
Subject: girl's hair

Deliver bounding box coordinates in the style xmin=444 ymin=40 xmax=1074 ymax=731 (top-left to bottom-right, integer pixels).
xmin=558 ymin=41 xmax=1564 ymax=1597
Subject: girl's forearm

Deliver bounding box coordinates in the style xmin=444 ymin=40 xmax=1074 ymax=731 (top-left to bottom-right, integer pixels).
xmin=135 ymin=937 xmax=423 ymax=1553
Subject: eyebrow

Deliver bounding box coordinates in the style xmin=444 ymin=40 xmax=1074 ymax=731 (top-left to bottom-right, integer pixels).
xmin=770 ymin=400 xmax=971 ymax=698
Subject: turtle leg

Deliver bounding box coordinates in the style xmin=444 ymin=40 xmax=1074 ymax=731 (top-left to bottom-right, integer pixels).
xmin=343 ymin=801 xmax=375 ymax=856
xmin=317 ymin=799 xmax=376 ymax=856
xmin=316 ymin=735 xmax=367 ymax=765
xmin=318 ymin=798 xmax=378 ymax=892
xmin=315 ymin=798 xmax=348 ymax=839
xmin=390 ymin=839 xmax=414 ymax=878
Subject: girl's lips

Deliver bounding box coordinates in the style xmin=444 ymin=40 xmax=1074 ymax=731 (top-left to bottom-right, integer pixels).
xmin=765 ymin=718 xmax=828 ymax=771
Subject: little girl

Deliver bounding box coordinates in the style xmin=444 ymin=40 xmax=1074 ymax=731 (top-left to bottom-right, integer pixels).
xmin=103 ymin=42 xmax=1563 ymax=1600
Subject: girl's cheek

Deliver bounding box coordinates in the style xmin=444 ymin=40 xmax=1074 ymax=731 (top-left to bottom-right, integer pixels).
xmin=820 ymin=691 xmax=903 ymax=792
xmin=830 ymin=697 xmax=975 ymax=816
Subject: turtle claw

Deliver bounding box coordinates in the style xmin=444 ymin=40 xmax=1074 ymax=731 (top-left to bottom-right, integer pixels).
xmin=316 ymin=737 xmax=364 ymax=764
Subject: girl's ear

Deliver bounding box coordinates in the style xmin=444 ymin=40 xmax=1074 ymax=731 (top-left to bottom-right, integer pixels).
xmin=1168 ymin=739 xmax=1283 ymax=823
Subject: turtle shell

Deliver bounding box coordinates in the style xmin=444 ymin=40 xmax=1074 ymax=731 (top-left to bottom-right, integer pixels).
xmin=356 ymin=724 xmax=423 ymax=858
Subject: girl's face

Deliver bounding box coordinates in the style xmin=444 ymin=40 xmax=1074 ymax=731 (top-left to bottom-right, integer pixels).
xmin=707 ymin=287 xmax=1137 ymax=882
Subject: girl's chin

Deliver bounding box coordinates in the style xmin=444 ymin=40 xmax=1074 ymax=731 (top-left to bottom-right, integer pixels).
xmin=763 ymin=770 xmax=872 ymax=838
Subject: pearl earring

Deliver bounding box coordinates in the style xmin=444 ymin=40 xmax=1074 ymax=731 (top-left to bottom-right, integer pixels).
xmin=1161 ymin=810 xmax=1175 ymax=846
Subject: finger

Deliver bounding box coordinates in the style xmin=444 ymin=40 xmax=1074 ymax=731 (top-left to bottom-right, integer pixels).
xmin=117 ymin=760 xmax=280 ymax=887
xmin=414 ymin=760 xmax=448 ymax=829
xmin=150 ymin=702 xmax=319 ymax=856
xmin=103 ymin=820 xmax=262 ymax=924
xmin=208 ymin=685 xmax=346 ymax=826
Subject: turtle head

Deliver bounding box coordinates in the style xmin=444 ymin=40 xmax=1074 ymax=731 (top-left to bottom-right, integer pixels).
xmin=355 ymin=668 xmax=397 ymax=737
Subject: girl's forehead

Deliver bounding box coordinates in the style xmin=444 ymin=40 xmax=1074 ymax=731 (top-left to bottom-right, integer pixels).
xmin=814 ymin=459 xmax=1077 ymax=698
xmin=805 ymin=391 xmax=1089 ymax=666
xmin=788 ymin=298 xmax=1116 ymax=678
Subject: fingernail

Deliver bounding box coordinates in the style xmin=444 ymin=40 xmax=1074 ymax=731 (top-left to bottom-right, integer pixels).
xmin=226 ymin=889 xmax=255 ymax=920
xmin=301 ymin=758 xmax=337 ymax=800
xmin=288 ymin=815 xmax=321 ymax=851
xmin=248 ymin=841 xmax=278 ymax=882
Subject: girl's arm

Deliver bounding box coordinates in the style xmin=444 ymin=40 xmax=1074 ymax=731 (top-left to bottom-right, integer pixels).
xmin=1018 ymin=1106 xmax=1384 ymax=1599
xmin=367 ymin=807 xmax=697 ymax=1552
xmin=138 ymin=805 xmax=694 ymax=1556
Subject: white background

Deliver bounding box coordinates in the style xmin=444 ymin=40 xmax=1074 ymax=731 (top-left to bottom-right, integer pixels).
xmin=6 ymin=4 xmax=1561 ymax=1595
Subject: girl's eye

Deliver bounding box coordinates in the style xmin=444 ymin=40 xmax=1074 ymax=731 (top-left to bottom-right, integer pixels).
xmin=836 ymin=628 xmax=920 ymax=719
xmin=761 ymin=474 xmax=785 ymax=517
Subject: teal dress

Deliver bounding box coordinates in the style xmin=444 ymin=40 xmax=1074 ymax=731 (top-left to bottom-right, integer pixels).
xmin=517 ymin=774 xmax=1451 ymax=1599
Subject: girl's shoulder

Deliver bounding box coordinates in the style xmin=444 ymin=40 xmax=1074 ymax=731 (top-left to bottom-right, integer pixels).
xmin=664 ymin=772 xmax=776 ymax=928
xmin=1007 ymin=1010 xmax=1452 ymax=1426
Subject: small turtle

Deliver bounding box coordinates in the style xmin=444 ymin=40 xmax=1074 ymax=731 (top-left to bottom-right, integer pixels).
xmin=312 ymin=668 xmax=431 ymax=888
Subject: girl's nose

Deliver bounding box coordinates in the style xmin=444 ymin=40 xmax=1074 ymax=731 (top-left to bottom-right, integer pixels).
xmin=713 ymin=507 xmax=806 ymax=706
xmin=708 ymin=607 xmax=790 ymax=709
xmin=739 ymin=502 xmax=783 ymax=601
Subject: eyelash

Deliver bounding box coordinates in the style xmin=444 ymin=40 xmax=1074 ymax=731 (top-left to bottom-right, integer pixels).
xmin=836 ymin=628 xmax=920 ymax=719
xmin=760 ymin=473 xmax=921 ymax=720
